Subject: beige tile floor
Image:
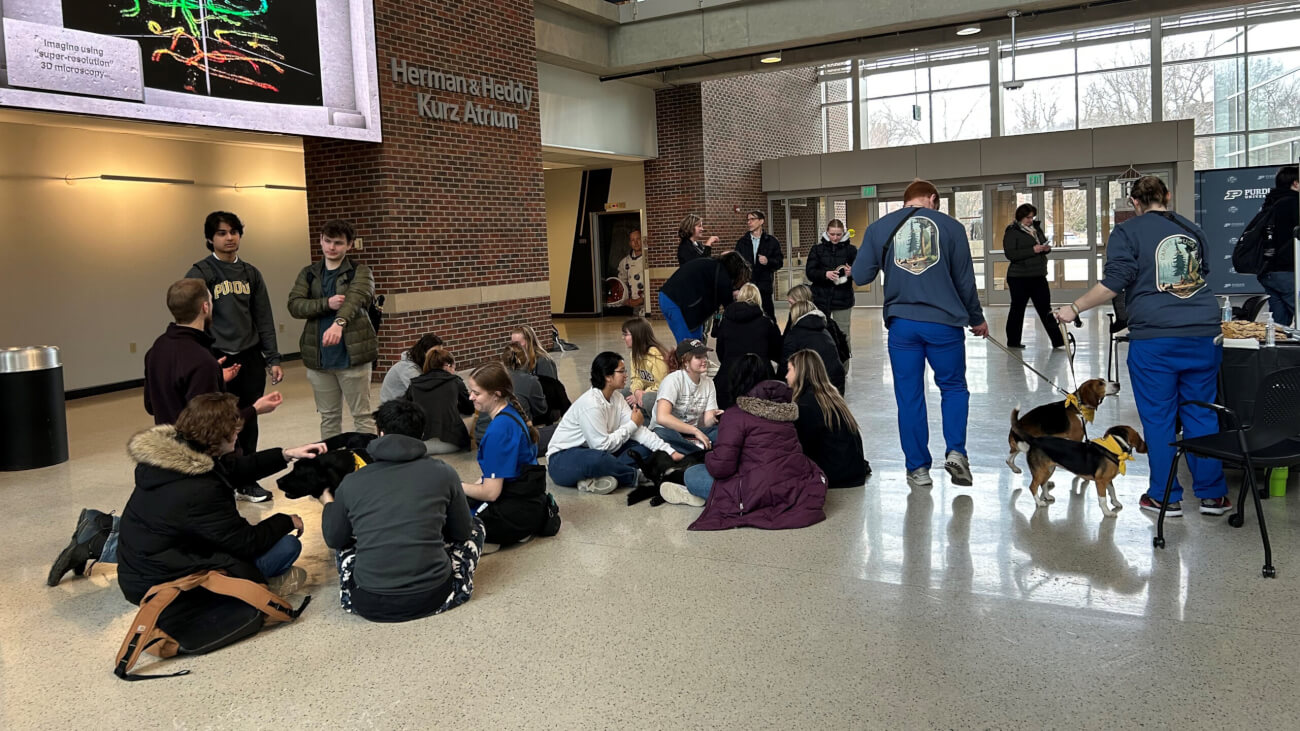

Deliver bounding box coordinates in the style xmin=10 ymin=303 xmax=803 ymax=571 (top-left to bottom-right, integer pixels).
xmin=4 ymin=308 xmax=1299 ymax=729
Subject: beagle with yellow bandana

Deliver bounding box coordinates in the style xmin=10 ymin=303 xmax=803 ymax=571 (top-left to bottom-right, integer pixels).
xmin=1006 ymin=378 xmax=1120 ymax=475
xmin=1010 ymin=425 xmax=1147 ymax=518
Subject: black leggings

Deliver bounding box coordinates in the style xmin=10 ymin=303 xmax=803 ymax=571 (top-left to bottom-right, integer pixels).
xmin=1006 ymin=276 xmax=1064 ymax=347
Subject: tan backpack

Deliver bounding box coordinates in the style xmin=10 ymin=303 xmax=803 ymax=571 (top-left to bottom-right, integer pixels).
xmin=114 ymin=571 xmax=310 ymax=680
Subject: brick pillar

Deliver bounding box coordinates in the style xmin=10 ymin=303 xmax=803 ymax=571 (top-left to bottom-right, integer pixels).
xmin=302 ymin=0 xmax=550 ymax=377
xmin=644 ymin=69 xmax=823 ymax=315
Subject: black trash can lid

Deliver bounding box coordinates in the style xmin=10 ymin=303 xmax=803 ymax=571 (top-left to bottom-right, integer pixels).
xmin=0 ymin=346 xmax=61 ymax=373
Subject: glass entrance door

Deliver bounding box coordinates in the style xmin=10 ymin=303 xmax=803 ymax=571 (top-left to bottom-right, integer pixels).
xmin=984 ymin=180 xmax=1096 ymax=304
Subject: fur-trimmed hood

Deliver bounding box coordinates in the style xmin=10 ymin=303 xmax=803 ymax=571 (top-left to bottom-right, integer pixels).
xmin=127 ymin=425 xmax=214 ymax=485
xmin=735 ymin=381 xmax=798 ymax=422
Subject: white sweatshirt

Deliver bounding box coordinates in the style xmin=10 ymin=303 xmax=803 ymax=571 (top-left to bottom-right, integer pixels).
xmin=545 ymin=387 xmax=672 ymax=457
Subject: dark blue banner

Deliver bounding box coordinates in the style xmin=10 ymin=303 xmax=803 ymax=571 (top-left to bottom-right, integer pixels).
xmin=1194 ymin=166 xmax=1274 ymax=295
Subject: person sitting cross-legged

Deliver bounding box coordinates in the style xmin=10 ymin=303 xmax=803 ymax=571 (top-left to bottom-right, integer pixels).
xmin=650 ymin=339 xmax=723 ymax=454
xmin=546 ymin=352 xmax=685 ymax=494
xmin=320 ymin=399 xmax=484 ymax=623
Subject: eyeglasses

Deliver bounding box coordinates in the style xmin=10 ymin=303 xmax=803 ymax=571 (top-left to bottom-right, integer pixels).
xmin=614 ymin=369 xmax=627 ymax=374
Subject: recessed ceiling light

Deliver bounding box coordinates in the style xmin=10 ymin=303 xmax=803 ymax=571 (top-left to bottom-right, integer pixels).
xmin=760 ymin=50 xmax=782 ymax=64
xmin=957 ymin=24 xmax=982 ymax=36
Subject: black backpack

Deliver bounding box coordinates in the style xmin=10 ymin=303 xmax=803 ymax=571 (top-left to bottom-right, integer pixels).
xmin=1233 ymin=202 xmax=1283 ymax=275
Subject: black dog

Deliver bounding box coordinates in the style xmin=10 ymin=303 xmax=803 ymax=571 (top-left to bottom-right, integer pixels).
xmin=275 ymin=432 xmax=378 ymax=500
xmin=627 ymin=450 xmax=707 ymax=506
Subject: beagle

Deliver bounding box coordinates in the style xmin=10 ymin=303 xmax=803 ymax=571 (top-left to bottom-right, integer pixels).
xmin=1006 ymin=378 xmax=1120 ymax=475
xmin=1012 ymin=425 xmax=1147 ymax=518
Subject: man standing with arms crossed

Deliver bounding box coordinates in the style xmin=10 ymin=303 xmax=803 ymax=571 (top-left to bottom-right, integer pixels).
xmin=187 ymin=211 xmax=284 ymax=502
xmin=853 ymin=180 xmax=987 ymax=489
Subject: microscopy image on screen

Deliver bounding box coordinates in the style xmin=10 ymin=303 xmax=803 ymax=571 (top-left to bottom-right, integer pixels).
xmin=61 ymin=0 xmax=323 ymax=105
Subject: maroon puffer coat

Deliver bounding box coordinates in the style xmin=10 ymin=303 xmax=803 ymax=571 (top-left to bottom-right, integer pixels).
xmin=689 ymin=381 xmax=827 ymax=531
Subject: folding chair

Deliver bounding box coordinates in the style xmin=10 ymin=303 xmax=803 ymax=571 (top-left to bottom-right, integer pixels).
xmin=1153 ymin=366 xmax=1300 ymax=578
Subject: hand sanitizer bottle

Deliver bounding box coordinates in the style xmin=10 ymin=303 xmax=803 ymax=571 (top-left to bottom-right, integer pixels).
xmin=1265 ymin=312 xmax=1276 ymax=347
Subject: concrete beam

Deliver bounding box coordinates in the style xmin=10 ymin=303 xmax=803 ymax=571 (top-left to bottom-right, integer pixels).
xmin=534 ymin=2 xmax=611 ymax=74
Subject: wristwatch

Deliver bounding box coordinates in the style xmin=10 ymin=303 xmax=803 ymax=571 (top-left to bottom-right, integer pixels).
xmin=334 ymin=317 xmax=347 ymax=327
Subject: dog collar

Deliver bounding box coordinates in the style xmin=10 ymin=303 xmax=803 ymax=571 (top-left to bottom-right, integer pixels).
xmin=1065 ymin=393 xmax=1097 ymax=423
xmin=1091 ymin=435 xmax=1132 ymax=475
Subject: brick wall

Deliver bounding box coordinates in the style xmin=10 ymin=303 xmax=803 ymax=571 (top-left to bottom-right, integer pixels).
xmin=302 ymin=0 xmax=550 ymax=378
xmin=644 ymin=68 xmax=822 ymax=312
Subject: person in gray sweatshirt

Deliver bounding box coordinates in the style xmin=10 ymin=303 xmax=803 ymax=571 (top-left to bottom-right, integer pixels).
xmin=853 ymin=180 xmax=987 ymax=490
xmin=1054 ymin=175 xmax=1229 ymax=518
xmin=320 ymin=399 xmax=484 ymax=622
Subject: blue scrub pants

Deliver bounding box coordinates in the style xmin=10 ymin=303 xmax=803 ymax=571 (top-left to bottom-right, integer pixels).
xmin=658 ymin=291 xmax=703 ymax=342
xmin=887 ymin=318 xmax=969 ymax=471
xmin=1127 ymin=337 xmax=1227 ymax=502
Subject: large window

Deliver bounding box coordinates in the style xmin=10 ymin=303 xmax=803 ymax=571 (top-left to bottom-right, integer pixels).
xmin=814 ymin=1 xmax=1300 ymax=169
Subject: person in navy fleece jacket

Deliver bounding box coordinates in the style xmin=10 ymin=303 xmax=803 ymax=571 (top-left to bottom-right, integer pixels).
xmin=1054 ymin=175 xmax=1229 ymax=518
xmin=853 ymin=180 xmax=987 ymax=489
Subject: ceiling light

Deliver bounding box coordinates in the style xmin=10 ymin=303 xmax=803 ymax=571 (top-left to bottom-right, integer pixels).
xmin=956 ymin=24 xmax=981 ymax=36
xmin=760 ymin=50 xmax=782 ymax=64
xmin=65 ymin=174 xmax=195 ymax=185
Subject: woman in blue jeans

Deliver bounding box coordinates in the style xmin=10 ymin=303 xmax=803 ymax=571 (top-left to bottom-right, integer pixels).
xmin=1056 ymin=175 xmax=1231 ymax=517
xmin=50 ymin=393 xmax=323 ymax=598
xmin=657 ymin=251 xmax=751 ymax=342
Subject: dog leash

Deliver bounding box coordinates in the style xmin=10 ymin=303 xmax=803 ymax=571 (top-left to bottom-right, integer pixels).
xmin=986 ymin=336 xmax=1072 ymax=398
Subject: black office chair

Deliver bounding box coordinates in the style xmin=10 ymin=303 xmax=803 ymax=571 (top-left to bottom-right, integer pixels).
xmin=1153 ymin=366 xmax=1300 ymax=578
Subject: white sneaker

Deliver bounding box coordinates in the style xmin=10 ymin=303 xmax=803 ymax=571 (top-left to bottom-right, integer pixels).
xmin=907 ymin=468 xmax=933 ymax=488
xmin=577 ymin=476 xmax=618 ymax=494
xmin=659 ymin=481 xmax=705 ymax=507
xmin=944 ymin=451 xmax=973 ymax=486
xmin=267 ymin=565 xmax=306 ymax=597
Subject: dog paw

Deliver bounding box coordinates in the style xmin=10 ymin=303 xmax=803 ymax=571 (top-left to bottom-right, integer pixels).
xmin=1044 ymin=493 xmax=1056 ymax=503
xmin=1008 ymin=465 xmax=1022 ymax=475
xmin=1101 ymin=510 xmax=1118 ymax=518
xmin=1034 ymin=498 xmax=1049 ymax=508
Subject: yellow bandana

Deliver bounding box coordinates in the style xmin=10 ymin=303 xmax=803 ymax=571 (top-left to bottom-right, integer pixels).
xmin=1091 ymin=435 xmax=1133 ymax=475
xmin=352 ymin=453 xmax=369 ymax=471
xmin=1064 ymin=393 xmax=1096 ymax=423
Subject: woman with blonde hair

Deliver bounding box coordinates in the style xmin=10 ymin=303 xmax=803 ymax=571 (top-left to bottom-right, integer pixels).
xmin=713 ymin=283 xmax=782 ymax=408
xmin=782 ymin=299 xmax=846 ymax=393
xmin=787 ymin=349 xmax=869 ymax=488
xmin=509 ymin=325 xmax=558 ymax=381
xmin=621 ymin=316 xmax=676 ymax=413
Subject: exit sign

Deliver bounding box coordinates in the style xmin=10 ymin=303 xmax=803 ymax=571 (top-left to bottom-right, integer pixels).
xmin=860 ymin=185 xmax=877 ymax=198
xmin=1026 ymin=172 xmax=1045 ymax=187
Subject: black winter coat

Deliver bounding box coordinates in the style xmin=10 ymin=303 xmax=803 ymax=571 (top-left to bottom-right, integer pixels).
xmin=1002 ymin=223 xmax=1050 ymax=279
xmin=404 ymin=369 xmax=474 ymax=449
xmin=1258 ymin=187 xmax=1298 ymax=272
xmin=733 ymin=232 xmax=784 ymax=287
xmin=714 ymin=301 xmax=783 ymax=408
xmin=677 ymin=236 xmax=713 ymax=266
xmin=806 ymin=234 xmax=859 ymax=312
xmin=782 ymin=311 xmax=846 ymax=394
xmin=659 ymin=257 xmax=739 ymax=330
xmin=794 ymin=390 xmax=868 ymax=488
xmin=117 ymin=426 xmax=294 ymax=605
xmin=142 ymin=324 xmax=253 ymax=427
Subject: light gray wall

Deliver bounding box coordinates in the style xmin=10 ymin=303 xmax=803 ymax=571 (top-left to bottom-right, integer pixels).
xmin=538 ymin=63 xmax=656 ymax=159
xmin=0 ymin=114 xmax=310 ymax=391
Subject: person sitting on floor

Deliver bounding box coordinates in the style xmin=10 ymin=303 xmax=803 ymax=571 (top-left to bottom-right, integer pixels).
xmin=621 ymin=316 xmax=677 ymax=415
xmin=782 ymin=299 xmax=846 ymax=394
xmin=404 ymin=346 xmax=474 ymax=455
xmin=380 ymin=333 xmax=443 ymax=404
xmin=714 ymin=283 xmax=782 ymax=409
xmin=546 ymin=351 xmax=684 ymax=494
xmin=111 ymin=393 xmax=325 ymax=604
xmin=462 ymin=362 xmax=547 ymax=546
xmin=320 ymin=399 xmax=483 ymax=623
xmin=511 ymin=325 xmax=558 ymax=381
xmin=651 ymin=339 xmax=723 ymax=454
xmin=659 ymin=355 xmax=828 ymax=533
xmin=787 ymin=349 xmax=870 ymax=488
xmin=474 ymin=343 xmax=550 ymax=442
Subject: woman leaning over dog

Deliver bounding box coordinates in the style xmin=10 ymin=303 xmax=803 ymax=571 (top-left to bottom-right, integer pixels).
xmin=1053 ymin=175 xmax=1230 ymax=517
xmin=659 ymin=354 xmax=828 ymax=532
xmin=462 ymin=362 xmax=546 ymax=546
xmin=116 ymin=393 xmax=325 ymax=605
xmin=787 ymin=349 xmax=870 ymax=488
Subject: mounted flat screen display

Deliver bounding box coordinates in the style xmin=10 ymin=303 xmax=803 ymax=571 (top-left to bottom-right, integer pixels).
xmin=0 ymin=0 xmax=381 ymax=141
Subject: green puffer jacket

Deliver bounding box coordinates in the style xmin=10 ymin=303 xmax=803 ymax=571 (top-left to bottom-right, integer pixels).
xmin=287 ymin=258 xmax=379 ymax=369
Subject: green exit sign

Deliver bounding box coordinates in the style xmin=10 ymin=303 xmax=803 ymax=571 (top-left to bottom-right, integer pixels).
xmin=1026 ymin=172 xmax=1045 ymax=187
xmin=860 ymin=185 xmax=877 ymax=198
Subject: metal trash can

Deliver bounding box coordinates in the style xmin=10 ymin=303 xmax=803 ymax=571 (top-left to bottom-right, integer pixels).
xmin=0 ymin=346 xmax=69 ymax=471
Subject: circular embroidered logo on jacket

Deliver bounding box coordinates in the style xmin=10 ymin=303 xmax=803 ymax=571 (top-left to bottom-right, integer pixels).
xmin=892 ymin=216 xmax=941 ymax=275
xmin=1154 ymin=234 xmax=1206 ymax=299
